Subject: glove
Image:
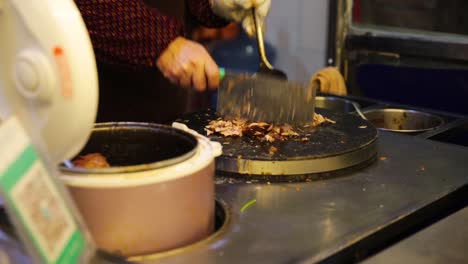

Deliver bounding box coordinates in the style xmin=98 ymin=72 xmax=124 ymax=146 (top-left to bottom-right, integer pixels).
xmin=309 ymin=67 xmax=347 ymax=96
xmin=209 ymin=0 xmax=271 ymax=36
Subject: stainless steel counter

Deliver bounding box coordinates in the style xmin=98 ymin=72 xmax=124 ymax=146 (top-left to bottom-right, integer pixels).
xmin=1 ymin=130 xmax=467 ymax=263
xmin=363 ymin=205 xmax=468 ymax=264
xmin=127 ymin=131 xmax=468 ymax=263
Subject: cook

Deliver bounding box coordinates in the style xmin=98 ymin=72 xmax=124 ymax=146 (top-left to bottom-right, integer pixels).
xmin=74 ymin=0 xmax=271 ymax=123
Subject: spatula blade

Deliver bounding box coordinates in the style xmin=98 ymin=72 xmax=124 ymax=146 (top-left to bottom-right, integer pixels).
xmin=216 ymin=72 xmax=316 ymax=125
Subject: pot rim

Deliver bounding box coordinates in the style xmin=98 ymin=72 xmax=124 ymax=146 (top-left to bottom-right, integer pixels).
xmin=362 ymin=108 xmax=444 ymax=133
xmin=316 ymin=95 xmax=359 ymax=106
xmin=60 ymin=124 xmax=220 ymax=188
xmin=60 ymin=122 xmax=198 ymax=174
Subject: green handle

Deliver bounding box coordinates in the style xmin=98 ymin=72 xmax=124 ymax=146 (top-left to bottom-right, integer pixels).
xmin=219 ymin=67 xmax=226 ymax=81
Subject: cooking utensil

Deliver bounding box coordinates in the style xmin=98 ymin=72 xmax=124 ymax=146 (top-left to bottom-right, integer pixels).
xmin=60 ymin=122 xmax=221 ymax=256
xmin=251 ymin=8 xmax=287 ymax=80
xmin=215 ymin=9 xmax=310 ymax=124
xmin=352 ymin=102 xmax=368 ymax=120
xmin=217 ymin=68 xmax=316 ymax=124
xmin=362 ymin=108 xmax=444 ymax=133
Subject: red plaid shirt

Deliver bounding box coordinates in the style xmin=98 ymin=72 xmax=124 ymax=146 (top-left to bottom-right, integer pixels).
xmin=74 ymin=0 xmax=228 ymax=68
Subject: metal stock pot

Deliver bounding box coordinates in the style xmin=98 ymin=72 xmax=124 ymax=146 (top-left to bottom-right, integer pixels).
xmin=362 ymin=108 xmax=444 ymax=133
xmin=59 ymin=122 xmax=221 ymax=257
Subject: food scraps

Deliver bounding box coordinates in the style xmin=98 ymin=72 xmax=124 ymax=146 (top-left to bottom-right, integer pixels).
xmin=205 ymin=113 xmax=335 ymax=142
xmin=72 ymin=153 xmax=110 ymax=169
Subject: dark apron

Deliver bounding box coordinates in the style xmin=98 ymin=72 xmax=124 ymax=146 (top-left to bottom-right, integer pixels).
xmin=95 ymin=1 xmax=210 ymax=124
xmin=96 ymin=63 xmax=193 ymax=124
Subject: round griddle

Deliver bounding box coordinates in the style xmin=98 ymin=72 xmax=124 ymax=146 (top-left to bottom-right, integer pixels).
xmin=177 ymin=108 xmax=378 ymax=179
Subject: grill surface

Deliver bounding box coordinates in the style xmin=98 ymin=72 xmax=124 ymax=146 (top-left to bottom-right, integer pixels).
xmin=178 ymin=108 xmax=378 ymax=178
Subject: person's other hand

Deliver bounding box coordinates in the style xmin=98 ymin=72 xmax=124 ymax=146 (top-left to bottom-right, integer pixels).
xmin=157 ymin=37 xmax=220 ymax=91
xmin=209 ymin=0 xmax=271 ymax=36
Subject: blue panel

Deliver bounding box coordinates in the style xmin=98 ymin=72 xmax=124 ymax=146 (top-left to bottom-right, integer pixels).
xmin=357 ymin=64 xmax=468 ymax=115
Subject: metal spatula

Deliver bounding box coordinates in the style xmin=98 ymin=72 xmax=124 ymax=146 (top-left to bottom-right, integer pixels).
xmin=251 ymin=8 xmax=287 ymax=80
xmin=216 ymin=69 xmax=316 ymax=125
xmin=215 ymin=9 xmax=315 ymax=125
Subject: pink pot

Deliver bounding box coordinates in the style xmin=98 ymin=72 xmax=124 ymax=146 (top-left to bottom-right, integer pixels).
xmin=60 ymin=122 xmax=221 ymax=256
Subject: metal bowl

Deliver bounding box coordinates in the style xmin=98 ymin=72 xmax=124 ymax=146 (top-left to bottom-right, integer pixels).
xmin=362 ymin=108 xmax=444 ymax=133
xmin=315 ymin=96 xmax=359 ymax=113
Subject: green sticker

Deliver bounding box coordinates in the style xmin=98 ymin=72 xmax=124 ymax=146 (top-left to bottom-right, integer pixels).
xmin=0 ymin=144 xmax=85 ymax=263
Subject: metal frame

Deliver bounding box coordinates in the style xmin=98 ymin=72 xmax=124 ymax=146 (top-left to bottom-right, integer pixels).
xmin=338 ymin=0 xmax=468 ymax=63
xmin=326 ymin=0 xmax=338 ymax=67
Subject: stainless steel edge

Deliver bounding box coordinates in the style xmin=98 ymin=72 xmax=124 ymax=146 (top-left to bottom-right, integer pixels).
xmin=216 ymin=138 xmax=378 ymax=175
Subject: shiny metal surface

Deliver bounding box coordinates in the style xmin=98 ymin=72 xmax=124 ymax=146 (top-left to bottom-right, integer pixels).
xmin=364 ymin=205 xmax=468 ymax=264
xmin=126 ymin=131 xmax=468 ymax=264
xmin=182 ymin=109 xmax=378 ymax=177
xmin=129 ymin=200 xmax=230 ymax=262
xmin=315 ymin=96 xmax=358 ymax=113
xmin=251 ymin=8 xmax=287 ymax=79
xmin=340 ymin=0 xmax=468 ymax=63
xmin=216 ymin=137 xmax=377 ymax=176
xmin=347 ymin=26 xmax=468 ymax=62
xmin=363 ymin=108 xmax=444 ymax=133
xmin=216 ymin=73 xmax=316 ymax=124
xmin=1 ymin=129 xmax=468 ymax=263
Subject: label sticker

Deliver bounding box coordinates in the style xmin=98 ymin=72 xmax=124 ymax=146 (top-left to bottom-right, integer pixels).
xmin=0 ymin=117 xmax=85 ymax=263
xmin=53 ymin=46 xmax=73 ymax=99
xmin=11 ymin=161 xmax=75 ymax=261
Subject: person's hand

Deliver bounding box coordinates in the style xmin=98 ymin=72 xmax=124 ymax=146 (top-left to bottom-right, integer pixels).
xmin=209 ymin=0 xmax=271 ymax=36
xmin=157 ymin=37 xmax=220 ymax=91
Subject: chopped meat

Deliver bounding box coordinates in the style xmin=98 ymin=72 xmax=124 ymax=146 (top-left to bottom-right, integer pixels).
xmin=205 ymin=113 xmax=335 ymax=142
xmin=204 ymin=119 xmax=246 ymax=137
xmin=247 ymin=122 xmax=270 ymax=130
xmin=279 ymin=124 xmax=299 ymax=137
xmin=312 ymin=113 xmax=336 ymax=126
xmin=245 ymin=122 xmax=270 ymax=137
xmin=269 ymin=146 xmax=278 ymax=155
xmin=73 ymin=153 xmax=110 ymax=169
xmin=264 ymin=133 xmax=275 ymax=143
